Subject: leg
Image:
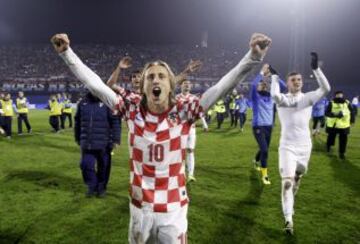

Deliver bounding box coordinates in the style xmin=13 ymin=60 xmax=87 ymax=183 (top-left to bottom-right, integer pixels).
xmin=320 ymin=116 xmax=325 ymax=129
xmin=326 ymin=129 xmax=336 ymax=152
xmin=239 ymin=113 xmax=244 ymax=129
xmin=104 ymin=146 xmax=112 ymax=190
xmin=253 ymin=127 xmax=270 ymax=183
xmin=55 ymin=115 xmax=60 ymax=131
xmin=23 ymin=114 xmax=32 ymax=132
xmin=230 ymin=109 xmax=234 ymax=126
xmin=157 ymin=205 xmax=188 ymax=244
xmin=338 ymin=130 xmax=348 ymax=159
xmin=216 ymin=113 xmax=221 ymax=129
xmin=186 ymin=149 xmax=195 ymax=178
xmin=234 ymin=111 xmax=239 ymax=127
xmin=281 ymin=177 xmax=295 ymax=223
xmin=279 ymin=146 xmax=298 ymax=233
xmin=128 ymin=204 xmax=153 ymax=244
xmin=17 ymin=114 xmax=23 ymax=134
xmin=186 ymin=129 xmax=196 ymax=180
xmin=8 ymin=117 xmax=12 ymax=137
xmin=95 ymin=149 xmax=108 ymax=196
xmin=80 ymin=149 xmax=98 ymax=196
xmin=49 ymin=116 xmax=56 ymax=131
xmin=4 ymin=117 xmax=12 ymax=137
xmin=60 ymin=113 xmax=65 ymax=129
xmin=68 ymin=113 xmax=73 ymax=128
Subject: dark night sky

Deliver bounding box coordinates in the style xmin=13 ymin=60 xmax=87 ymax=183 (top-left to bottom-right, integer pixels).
xmin=0 ymin=0 xmax=360 ymax=87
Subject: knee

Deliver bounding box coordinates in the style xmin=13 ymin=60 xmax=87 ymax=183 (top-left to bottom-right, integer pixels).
xmin=295 ymin=164 xmax=306 ymax=175
xmin=282 ymin=178 xmax=293 ymax=190
xmin=80 ymin=158 xmax=95 ymax=171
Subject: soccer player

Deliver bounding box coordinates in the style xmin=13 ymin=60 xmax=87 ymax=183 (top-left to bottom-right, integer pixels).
xmin=16 ymin=91 xmax=32 ymax=134
xmin=311 ymin=97 xmax=328 ymax=136
xmin=107 ymin=56 xmax=142 ymax=96
xmin=52 ymin=32 xmax=271 ymax=243
xmin=62 ymin=93 xmax=73 ymax=128
xmin=270 ymin=52 xmax=331 ymax=235
xmin=250 ymin=64 xmax=286 ymax=185
xmin=1 ymin=93 xmax=14 ymax=138
xmin=234 ymin=93 xmax=250 ymax=132
xmin=325 ymin=91 xmax=354 ymax=159
xmin=176 ymin=78 xmax=208 ymax=182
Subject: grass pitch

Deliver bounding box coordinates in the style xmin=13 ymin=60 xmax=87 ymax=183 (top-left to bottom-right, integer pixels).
xmin=0 ymin=110 xmax=359 ymax=243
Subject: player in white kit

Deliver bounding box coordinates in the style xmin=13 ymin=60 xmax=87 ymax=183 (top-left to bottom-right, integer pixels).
xmin=270 ymin=53 xmax=331 ymax=235
xmin=176 ymin=78 xmax=208 ymax=182
xmin=51 ymin=32 xmax=271 ymax=243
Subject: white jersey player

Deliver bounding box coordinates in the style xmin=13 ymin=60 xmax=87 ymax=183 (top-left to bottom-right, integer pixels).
xmin=270 ymin=53 xmax=331 ymax=235
xmin=51 ymin=32 xmax=271 ymax=243
xmin=176 ymin=79 xmax=208 ymax=182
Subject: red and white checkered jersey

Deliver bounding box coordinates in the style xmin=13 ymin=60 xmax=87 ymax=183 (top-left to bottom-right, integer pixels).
xmin=116 ymin=92 xmax=203 ymax=212
xmin=176 ymin=93 xmax=203 ymax=130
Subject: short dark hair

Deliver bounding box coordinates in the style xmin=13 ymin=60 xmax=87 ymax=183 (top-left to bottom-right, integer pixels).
xmin=131 ymin=70 xmax=142 ymax=76
xmin=286 ymin=71 xmax=301 ymax=80
xmin=335 ymin=90 xmax=343 ymax=95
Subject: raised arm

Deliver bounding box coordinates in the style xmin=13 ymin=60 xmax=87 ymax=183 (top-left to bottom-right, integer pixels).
xmin=301 ymin=53 xmax=331 ymax=106
xmin=107 ymin=56 xmax=132 ymax=91
xmin=200 ymin=33 xmax=271 ymax=111
xmin=175 ymin=60 xmax=203 ymax=84
xmin=51 ymin=34 xmax=118 ymax=109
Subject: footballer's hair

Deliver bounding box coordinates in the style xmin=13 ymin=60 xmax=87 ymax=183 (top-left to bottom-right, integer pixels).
xmin=286 ymin=71 xmax=301 ymax=80
xmin=131 ymin=69 xmax=142 ymax=76
xmin=140 ymin=60 xmax=177 ymax=107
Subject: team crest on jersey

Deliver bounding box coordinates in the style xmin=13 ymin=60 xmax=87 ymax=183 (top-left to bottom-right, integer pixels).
xmin=167 ymin=112 xmax=180 ymax=127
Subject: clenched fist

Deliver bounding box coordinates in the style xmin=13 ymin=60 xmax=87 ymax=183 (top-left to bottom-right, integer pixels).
xmin=249 ymin=33 xmax=272 ymax=59
xmin=50 ymin=33 xmax=70 ymax=53
xmin=118 ymin=56 xmax=133 ymax=69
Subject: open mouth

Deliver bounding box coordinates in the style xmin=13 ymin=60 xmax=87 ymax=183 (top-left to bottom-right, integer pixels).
xmin=152 ymin=87 xmax=161 ymax=97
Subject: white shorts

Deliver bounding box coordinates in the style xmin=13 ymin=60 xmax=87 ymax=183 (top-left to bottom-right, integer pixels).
xmin=129 ymin=204 xmax=188 ymax=244
xmin=279 ymin=144 xmax=312 ymax=178
xmin=186 ymin=127 xmax=196 ymax=150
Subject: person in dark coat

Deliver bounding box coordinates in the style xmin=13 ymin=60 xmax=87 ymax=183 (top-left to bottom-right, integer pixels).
xmin=75 ymin=92 xmax=121 ymax=197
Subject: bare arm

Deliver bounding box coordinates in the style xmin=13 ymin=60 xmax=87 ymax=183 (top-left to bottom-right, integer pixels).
xmin=175 ymin=59 xmax=203 ymax=84
xmin=200 ymin=33 xmax=271 ymax=111
xmin=107 ymin=56 xmax=132 ymax=90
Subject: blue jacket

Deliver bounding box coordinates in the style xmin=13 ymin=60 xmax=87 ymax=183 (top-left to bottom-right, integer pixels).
xmin=312 ymin=97 xmax=328 ymax=117
xmin=74 ymin=93 xmax=121 ymax=150
xmin=235 ymin=98 xmax=250 ymax=113
xmin=251 ymin=74 xmax=286 ymax=126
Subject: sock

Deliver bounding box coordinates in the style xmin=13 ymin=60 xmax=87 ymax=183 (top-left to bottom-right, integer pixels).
xmin=186 ymin=152 xmax=195 ymax=176
xmin=261 ymin=167 xmax=268 ymax=178
xmin=285 ymin=214 xmax=293 ymax=223
xmin=282 ymin=178 xmax=294 ymax=222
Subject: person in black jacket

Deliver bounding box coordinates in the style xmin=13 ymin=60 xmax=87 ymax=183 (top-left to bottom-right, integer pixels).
xmin=75 ymin=92 xmax=121 ymax=197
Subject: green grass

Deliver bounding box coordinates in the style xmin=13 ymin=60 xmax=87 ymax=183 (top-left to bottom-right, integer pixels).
xmin=0 ymin=110 xmax=359 ymax=244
